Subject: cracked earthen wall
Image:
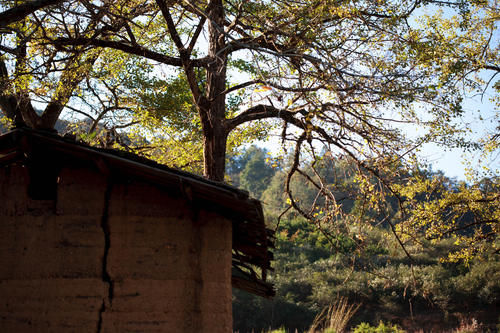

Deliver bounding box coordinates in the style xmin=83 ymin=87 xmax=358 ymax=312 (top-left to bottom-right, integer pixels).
xmin=0 ymin=163 xmax=232 ymax=332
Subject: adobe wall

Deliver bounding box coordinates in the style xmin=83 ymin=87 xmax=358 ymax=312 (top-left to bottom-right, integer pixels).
xmin=0 ymin=162 xmax=232 ymax=332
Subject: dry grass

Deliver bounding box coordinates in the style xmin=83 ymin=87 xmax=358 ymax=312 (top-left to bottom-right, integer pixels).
xmin=307 ymin=297 xmax=360 ymax=333
xmin=452 ymin=318 xmax=482 ymax=333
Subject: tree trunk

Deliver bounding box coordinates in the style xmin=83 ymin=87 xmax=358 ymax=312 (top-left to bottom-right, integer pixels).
xmin=203 ymin=127 xmax=228 ymax=182
xmin=202 ymin=0 xmax=227 ymax=182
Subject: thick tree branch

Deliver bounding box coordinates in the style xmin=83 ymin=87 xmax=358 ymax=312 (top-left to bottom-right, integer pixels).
xmin=52 ymin=37 xmax=210 ymax=67
xmin=155 ymin=0 xmax=203 ymax=103
xmin=226 ymin=104 xmax=306 ymax=132
xmin=0 ymin=30 xmax=40 ymax=127
xmin=40 ymin=52 xmax=99 ymax=129
xmin=285 ymin=132 xmax=312 ymax=219
xmin=0 ymin=45 xmax=21 ymax=56
xmin=0 ymin=59 xmax=17 ymax=120
xmin=484 ymin=65 xmax=500 ymax=73
xmin=221 ymin=79 xmax=359 ymax=97
xmin=156 ymin=0 xmax=185 ymax=52
xmin=0 ymin=0 xmax=64 ymax=27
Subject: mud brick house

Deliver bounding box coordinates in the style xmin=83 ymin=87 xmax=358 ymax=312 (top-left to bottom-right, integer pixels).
xmin=0 ymin=127 xmax=273 ymax=332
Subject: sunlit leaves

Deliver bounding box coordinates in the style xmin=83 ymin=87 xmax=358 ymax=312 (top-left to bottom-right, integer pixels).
xmin=394 ymin=170 xmax=499 ymax=264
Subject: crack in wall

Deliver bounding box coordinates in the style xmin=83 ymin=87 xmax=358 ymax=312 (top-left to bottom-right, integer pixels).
xmin=96 ymin=300 xmax=105 ymax=333
xmin=187 ymin=210 xmax=203 ymax=332
xmin=97 ymin=178 xmax=114 ymax=333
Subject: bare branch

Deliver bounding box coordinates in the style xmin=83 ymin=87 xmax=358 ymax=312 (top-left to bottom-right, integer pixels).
xmin=156 ymin=0 xmax=185 ymax=52
xmin=187 ymin=16 xmax=206 ymax=54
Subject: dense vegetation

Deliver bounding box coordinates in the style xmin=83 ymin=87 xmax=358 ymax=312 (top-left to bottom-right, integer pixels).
xmin=229 ymin=146 xmax=499 ymax=332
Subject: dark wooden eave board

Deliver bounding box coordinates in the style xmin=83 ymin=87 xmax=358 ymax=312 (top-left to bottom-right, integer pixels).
xmin=232 ymin=267 xmax=275 ymax=298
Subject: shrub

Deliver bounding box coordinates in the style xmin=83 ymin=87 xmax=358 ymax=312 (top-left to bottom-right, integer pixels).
xmin=268 ymin=328 xmax=287 ymax=333
xmin=352 ymin=321 xmax=405 ymax=333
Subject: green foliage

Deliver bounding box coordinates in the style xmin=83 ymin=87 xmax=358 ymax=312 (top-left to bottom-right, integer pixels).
xmin=238 ymin=146 xmax=276 ymax=198
xmin=233 ymin=147 xmax=499 ymax=332
xmin=0 ymin=114 xmax=12 ymax=130
xmin=394 ymin=171 xmax=499 ymax=264
xmin=268 ymin=328 xmax=286 ymax=333
xmin=352 ymin=321 xmax=405 ymax=333
xmin=261 ymin=171 xmax=288 ymax=216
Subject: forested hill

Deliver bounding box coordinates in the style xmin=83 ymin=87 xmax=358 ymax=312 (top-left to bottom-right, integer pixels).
xmin=229 ymin=146 xmax=499 ymax=333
